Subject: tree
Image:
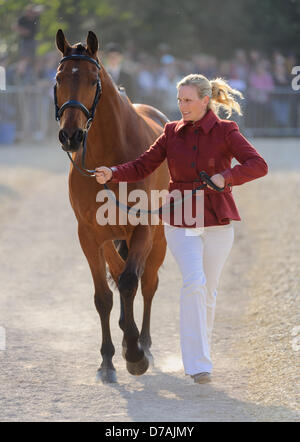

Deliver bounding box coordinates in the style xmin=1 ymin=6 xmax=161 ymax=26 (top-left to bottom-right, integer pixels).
xmin=0 ymin=0 xmax=299 ymax=61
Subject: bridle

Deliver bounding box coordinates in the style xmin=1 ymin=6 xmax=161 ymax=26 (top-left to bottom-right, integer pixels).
xmin=53 ymin=54 xmax=224 ymax=215
xmin=54 ymin=54 xmax=102 ymax=177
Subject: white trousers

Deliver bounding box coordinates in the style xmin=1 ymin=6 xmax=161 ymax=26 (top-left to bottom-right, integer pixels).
xmin=164 ymin=223 xmax=234 ymax=375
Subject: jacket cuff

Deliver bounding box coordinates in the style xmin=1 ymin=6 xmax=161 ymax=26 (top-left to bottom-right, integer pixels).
xmin=220 ymin=169 xmax=233 ymax=188
xmin=109 ymin=166 xmax=119 ymax=182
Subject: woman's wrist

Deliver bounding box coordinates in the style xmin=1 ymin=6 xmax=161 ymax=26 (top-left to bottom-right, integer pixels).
xmin=109 ymin=167 xmax=117 ymax=182
xmin=220 ymin=169 xmax=233 ymax=188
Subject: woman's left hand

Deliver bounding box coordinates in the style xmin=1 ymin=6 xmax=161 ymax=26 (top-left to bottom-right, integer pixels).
xmin=207 ymin=173 xmax=225 ymax=190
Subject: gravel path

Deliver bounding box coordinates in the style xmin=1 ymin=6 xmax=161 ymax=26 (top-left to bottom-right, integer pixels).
xmin=0 ymin=138 xmax=299 ymax=422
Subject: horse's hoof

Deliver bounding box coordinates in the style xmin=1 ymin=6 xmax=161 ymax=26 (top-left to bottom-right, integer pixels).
xmin=96 ymin=368 xmax=117 ymax=384
xmin=126 ymin=354 xmax=149 ymax=376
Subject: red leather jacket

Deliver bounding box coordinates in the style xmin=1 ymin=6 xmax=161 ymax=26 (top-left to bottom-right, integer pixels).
xmin=110 ymin=110 xmax=268 ymax=227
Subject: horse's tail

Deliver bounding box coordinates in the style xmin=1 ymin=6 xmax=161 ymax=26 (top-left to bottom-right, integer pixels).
xmin=114 ymin=239 xmax=128 ymax=260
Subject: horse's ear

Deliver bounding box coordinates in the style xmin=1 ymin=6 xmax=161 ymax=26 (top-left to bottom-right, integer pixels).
xmin=87 ymin=31 xmax=99 ymax=55
xmin=56 ymin=29 xmax=70 ymax=54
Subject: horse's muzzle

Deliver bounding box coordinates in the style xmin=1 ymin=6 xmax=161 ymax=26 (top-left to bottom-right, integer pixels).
xmin=59 ymin=128 xmax=84 ymax=152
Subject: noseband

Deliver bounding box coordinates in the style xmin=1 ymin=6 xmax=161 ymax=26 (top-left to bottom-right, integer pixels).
xmin=54 ymin=54 xmax=102 ymax=176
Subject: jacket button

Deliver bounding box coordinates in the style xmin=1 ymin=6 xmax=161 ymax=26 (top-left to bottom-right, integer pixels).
xmin=191 ymin=162 xmax=196 ymax=168
xmin=194 ymin=129 xmax=199 ymax=134
xmin=193 ymin=146 xmax=197 ymax=151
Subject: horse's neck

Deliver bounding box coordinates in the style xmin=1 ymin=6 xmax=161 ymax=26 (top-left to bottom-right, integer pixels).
xmin=86 ymin=75 xmax=136 ymax=167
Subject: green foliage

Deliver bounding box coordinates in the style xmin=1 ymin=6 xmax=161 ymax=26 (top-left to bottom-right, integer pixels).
xmin=0 ymin=0 xmax=299 ymax=60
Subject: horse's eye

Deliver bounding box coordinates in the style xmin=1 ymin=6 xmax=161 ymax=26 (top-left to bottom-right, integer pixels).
xmin=56 ymin=76 xmax=61 ymax=85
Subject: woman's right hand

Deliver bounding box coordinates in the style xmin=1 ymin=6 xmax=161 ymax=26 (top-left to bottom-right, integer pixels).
xmin=95 ymin=166 xmax=113 ymax=184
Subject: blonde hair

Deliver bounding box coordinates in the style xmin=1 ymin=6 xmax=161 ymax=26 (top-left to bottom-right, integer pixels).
xmin=177 ymin=74 xmax=244 ymax=118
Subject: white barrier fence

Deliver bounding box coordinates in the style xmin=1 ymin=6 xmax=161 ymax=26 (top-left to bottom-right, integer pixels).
xmin=0 ymin=84 xmax=299 ymax=144
xmin=0 ymin=85 xmax=54 ymax=144
xmin=242 ymin=86 xmax=300 ymax=137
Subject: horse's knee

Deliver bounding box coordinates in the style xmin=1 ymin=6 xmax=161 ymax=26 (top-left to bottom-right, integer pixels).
xmin=118 ymin=270 xmax=139 ymax=297
xmin=94 ymin=291 xmax=113 ymax=314
xmin=141 ymin=275 xmax=159 ymax=298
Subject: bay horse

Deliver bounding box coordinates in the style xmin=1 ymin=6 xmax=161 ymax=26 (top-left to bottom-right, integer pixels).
xmin=55 ymin=29 xmax=169 ymax=383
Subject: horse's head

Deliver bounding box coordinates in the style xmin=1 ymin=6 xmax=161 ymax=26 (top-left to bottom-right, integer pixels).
xmin=55 ymin=29 xmax=101 ymax=152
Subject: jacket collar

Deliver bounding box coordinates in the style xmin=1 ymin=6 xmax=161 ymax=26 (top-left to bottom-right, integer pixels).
xmin=175 ymin=109 xmax=219 ymax=135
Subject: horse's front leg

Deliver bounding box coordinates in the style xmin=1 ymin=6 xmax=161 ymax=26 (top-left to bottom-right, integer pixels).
xmin=118 ymin=225 xmax=153 ymax=376
xmin=78 ymin=225 xmax=116 ymax=383
xmin=139 ymin=225 xmax=167 ymax=366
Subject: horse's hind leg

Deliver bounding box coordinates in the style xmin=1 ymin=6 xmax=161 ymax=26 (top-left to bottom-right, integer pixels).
xmin=118 ymin=225 xmax=153 ymax=376
xmin=78 ymin=226 xmax=116 ymax=383
xmin=140 ymin=226 xmax=167 ymax=366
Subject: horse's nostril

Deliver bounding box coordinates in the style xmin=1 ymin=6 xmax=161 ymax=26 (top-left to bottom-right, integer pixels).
xmin=59 ymin=129 xmax=83 ymax=150
xmin=59 ymin=130 xmax=68 ymax=145
xmin=74 ymin=129 xmax=84 ymax=143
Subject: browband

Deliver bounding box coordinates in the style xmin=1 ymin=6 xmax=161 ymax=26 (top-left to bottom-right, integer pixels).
xmin=59 ymin=54 xmax=101 ymax=70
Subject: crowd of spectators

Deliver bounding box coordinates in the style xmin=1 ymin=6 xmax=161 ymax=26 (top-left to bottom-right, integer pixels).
xmin=132 ymin=46 xmax=297 ymax=127
xmin=0 ymin=4 xmax=298 ymax=143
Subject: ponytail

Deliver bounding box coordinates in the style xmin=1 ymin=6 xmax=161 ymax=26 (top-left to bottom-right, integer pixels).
xmin=210 ymin=77 xmax=244 ymax=118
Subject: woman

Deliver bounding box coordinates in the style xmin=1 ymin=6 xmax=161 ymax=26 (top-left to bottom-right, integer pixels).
xmin=95 ymin=74 xmax=268 ymax=384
